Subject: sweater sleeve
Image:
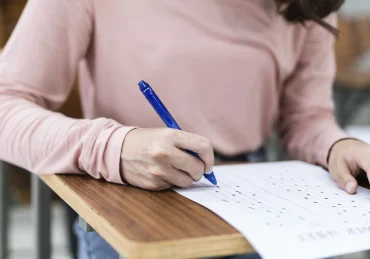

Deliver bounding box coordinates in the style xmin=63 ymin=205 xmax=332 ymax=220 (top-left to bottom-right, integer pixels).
xmin=278 ymin=14 xmax=349 ymax=168
xmin=0 ymin=0 xmax=133 ymax=184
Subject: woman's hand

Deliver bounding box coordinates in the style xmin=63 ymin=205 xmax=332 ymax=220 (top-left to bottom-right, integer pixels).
xmin=328 ymin=139 xmax=370 ymax=194
xmin=120 ymin=128 xmax=214 ymax=191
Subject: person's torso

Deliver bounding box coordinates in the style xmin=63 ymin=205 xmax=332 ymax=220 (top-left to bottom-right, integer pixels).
xmin=79 ymin=0 xmax=309 ymax=155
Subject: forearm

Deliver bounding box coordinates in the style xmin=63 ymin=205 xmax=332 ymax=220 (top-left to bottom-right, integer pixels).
xmin=0 ymin=92 xmax=132 ymax=184
xmin=281 ymin=111 xmax=348 ymax=167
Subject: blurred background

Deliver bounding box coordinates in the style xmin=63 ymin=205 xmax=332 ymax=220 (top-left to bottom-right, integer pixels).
xmin=1 ymin=0 xmax=370 ymax=259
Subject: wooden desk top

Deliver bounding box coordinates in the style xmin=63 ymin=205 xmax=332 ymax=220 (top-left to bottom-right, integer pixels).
xmin=40 ymin=174 xmax=253 ymax=259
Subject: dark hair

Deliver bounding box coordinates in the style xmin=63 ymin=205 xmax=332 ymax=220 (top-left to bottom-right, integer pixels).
xmin=278 ymin=0 xmax=346 ymax=35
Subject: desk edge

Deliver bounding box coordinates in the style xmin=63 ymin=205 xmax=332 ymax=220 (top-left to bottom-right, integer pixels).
xmin=40 ymin=174 xmax=254 ymax=258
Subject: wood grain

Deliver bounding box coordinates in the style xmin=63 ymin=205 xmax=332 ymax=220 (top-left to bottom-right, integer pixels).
xmin=40 ymin=174 xmax=254 ymax=259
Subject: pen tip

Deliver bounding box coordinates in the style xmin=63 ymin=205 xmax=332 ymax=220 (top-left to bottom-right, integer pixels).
xmin=204 ymin=172 xmax=217 ymax=186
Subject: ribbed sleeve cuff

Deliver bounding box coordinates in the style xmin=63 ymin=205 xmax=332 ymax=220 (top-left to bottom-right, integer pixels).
xmin=104 ymin=126 xmax=137 ymax=184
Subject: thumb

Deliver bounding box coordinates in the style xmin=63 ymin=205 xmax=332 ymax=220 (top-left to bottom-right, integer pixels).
xmin=330 ymin=165 xmax=358 ymax=194
xmin=343 ymin=178 xmax=358 ymax=194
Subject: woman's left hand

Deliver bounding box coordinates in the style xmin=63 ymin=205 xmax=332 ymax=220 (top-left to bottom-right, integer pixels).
xmin=329 ymin=139 xmax=370 ymax=194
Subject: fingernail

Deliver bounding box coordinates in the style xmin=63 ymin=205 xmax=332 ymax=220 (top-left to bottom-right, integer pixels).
xmin=345 ymin=182 xmax=354 ymax=193
xmin=205 ymin=167 xmax=214 ymax=175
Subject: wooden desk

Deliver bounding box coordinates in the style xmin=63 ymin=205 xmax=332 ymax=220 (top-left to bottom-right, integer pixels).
xmin=40 ymin=174 xmax=254 ymax=259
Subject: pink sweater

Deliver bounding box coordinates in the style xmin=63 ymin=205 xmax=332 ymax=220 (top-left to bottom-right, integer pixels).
xmin=0 ymin=0 xmax=348 ymax=184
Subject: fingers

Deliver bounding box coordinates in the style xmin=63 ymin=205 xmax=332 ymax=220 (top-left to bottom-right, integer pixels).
xmin=145 ymin=180 xmax=172 ymax=191
xmin=354 ymin=151 xmax=370 ymax=184
xmin=161 ymin=167 xmax=194 ymax=188
xmin=330 ymin=161 xmax=358 ymax=194
xmin=146 ymin=165 xmax=193 ymax=189
xmin=147 ymin=144 xmax=204 ymax=182
xmin=146 ymin=150 xmax=196 ymax=188
xmin=171 ymin=130 xmax=215 ymax=174
xmin=139 ymin=177 xmax=172 ymax=191
xmin=167 ymin=147 xmax=205 ymax=181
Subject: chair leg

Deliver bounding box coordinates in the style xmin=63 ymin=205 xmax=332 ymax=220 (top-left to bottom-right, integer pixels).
xmin=0 ymin=161 xmax=9 ymax=259
xmin=32 ymin=175 xmax=52 ymax=259
xmin=64 ymin=202 xmax=78 ymax=259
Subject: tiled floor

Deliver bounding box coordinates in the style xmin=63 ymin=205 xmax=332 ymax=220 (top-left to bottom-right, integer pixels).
xmin=9 ymin=204 xmax=72 ymax=259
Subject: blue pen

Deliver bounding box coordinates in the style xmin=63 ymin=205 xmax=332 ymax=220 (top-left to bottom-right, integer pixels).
xmin=138 ymin=80 xmax=218 ymax=186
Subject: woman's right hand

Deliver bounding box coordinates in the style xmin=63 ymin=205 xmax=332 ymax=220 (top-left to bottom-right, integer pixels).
xmin=120 ymin=128 xmax=214 ymax=191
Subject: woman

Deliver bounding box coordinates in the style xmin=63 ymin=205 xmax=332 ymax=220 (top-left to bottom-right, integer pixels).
xmin=0 ymin=0 xmax=368 ymax=258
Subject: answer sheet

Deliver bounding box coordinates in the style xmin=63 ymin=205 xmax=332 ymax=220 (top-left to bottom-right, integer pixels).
xmin=174 ymin=161 xmax=370 ymax=259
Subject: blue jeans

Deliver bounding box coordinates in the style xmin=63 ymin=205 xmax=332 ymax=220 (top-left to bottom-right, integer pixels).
xmin=74 ymin=149 xmax=266 ymax=259
xmin=74 ymin=220 xmax=119 ymax=259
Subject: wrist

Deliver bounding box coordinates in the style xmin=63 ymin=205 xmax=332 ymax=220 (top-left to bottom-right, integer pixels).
xmin=119 ymin=127 xmax=138 ymax=184
xmin=327 ymin=138 xmax=362 ymax=166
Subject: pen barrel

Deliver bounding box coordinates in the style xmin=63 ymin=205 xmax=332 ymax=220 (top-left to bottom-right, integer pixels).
xmin=185 ymin=149 xmax=200 ymax=158
xmin=141 ymin=88 xmax=182 ymax=130
xmin=138 ymin=80 xmax=217 ymax=185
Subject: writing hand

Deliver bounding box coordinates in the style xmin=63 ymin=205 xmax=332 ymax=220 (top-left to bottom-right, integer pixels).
xmin=120 ymin=128 xmax=214 ymax=191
